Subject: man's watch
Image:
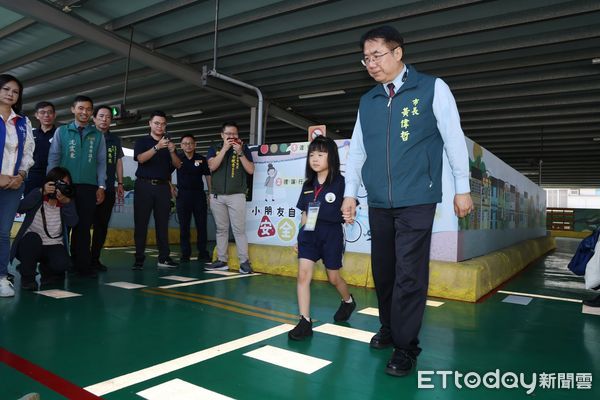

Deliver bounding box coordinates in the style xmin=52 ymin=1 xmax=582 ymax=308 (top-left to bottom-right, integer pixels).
xmin=99 ymin=186 xmax=106 ymax=190
xmin=153 ymin=145 xmax=159 ymax=152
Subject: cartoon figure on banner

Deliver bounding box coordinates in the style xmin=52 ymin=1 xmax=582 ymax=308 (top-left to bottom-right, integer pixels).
xmin=264 ymin=163 xmax=277 ymax=202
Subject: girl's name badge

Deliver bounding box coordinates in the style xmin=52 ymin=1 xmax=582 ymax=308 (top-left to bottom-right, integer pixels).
xmin=194 ymin=160 xmax=201 ymax=167
xmin=304 ymin=202 xmax=320 ymax=231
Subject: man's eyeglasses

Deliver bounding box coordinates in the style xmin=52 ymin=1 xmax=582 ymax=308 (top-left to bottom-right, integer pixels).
xmin=36 ymin=111 xmax=55 ymax=115
xmin=361 ymin=46 xmax=399 ymax=67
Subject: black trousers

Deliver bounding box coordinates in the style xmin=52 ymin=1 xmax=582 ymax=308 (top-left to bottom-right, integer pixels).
xmin=17 ymin=232 xmax=71 ymax=284
xmin=369 ymin=204 xmax=436 ymax=357
xmin=176 ymin=189 xmax=209 ymax=258
xmin=71 ymin=184 xmax=98 ymax=273
xmin=134 ymin=180 xmax=171 ymax=261
xmin=91 ymin=190 xmax=116 ymax=264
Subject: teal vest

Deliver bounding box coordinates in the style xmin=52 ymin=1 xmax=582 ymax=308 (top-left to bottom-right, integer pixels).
xmin=359 ymin=65 xmax=443 ymax=208
xmin=211 ymin=147 xmax=249 ymax=195
xmin=56 ymin=122 xmax=102 ymax=185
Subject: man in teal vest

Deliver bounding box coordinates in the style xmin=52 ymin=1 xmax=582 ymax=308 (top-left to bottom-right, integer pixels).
xmin=47 ymin=95 xmax=106 ymax=278
xmin=342 ymin=26 xmax=473 ymax=377
xmin=205 ymin=121 xmax=254 ymax=274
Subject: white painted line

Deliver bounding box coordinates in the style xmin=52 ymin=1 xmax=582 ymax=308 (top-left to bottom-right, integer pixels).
xmin=104 ymin=246 xmax=134 ymax=250
xmin=105 ymin=282 xmax=147 ymax=289
xmin=159 ymin=273 xmax=261 ymax=289
xmin=502 ymin=295 xmax=532 ymax=306
xmin=35 ymin=289 xmax=81 ymax=299
xmin=85 ymin=324 xmax=293 ymax=396
xmin=159 ymin=275 xmax=197 ymax=282
xmin=357 ymin=307 xmax=379 ymax=317
xmin=243 ymin=345 xmax=331 ymax=374
xmin=497 ymin=290 xmax=582 ymax=303
xmin=358 ymin=301 xmax=443 ymax=317
xmin=313 ymin=323 xmax=374 ymax=343
xmin=426 ymin=300 xmax=445 ymax=307
xmin=204 ymin=271 xmax=239 ymax=276
xmin=137 ymin=378 xmax=235 ymax=400
xmin=125 ymin=250 xmax=136 ymax=254
xmin=582 ymin=305 xmax=600 ymax=316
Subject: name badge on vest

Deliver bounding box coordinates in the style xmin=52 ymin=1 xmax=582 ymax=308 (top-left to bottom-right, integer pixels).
xmin=325 ymin=192 xmax=336 ymax=203
xmin=304 ymin=202 xmax=320 ymax=231
xmin=195 ymin=160 xmax=201 ymax=167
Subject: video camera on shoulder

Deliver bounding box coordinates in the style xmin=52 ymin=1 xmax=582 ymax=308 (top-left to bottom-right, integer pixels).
xmin=49 ymin=180 xmax=75 ymax=199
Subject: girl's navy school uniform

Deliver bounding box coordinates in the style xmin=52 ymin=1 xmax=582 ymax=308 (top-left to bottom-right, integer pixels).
xmin=296 ymin=173 xmax=346 ymax=269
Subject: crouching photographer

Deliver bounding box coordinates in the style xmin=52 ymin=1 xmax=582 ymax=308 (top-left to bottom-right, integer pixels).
xmin=10 ymin=167 xmax=78 ymax=290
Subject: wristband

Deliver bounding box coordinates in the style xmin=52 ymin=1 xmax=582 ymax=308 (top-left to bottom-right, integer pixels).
xmin=153 ymin=145 xmax=158 ymax=152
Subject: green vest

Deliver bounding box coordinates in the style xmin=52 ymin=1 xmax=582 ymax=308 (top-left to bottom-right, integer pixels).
xmin=57 ymin=122 xmax=103 ymax=185
xmin=211 ymin=147 xmax=249 ymax=195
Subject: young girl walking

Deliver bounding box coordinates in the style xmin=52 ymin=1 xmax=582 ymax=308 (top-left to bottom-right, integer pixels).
xmin=289 ymin=136 xmax=356 ymax=340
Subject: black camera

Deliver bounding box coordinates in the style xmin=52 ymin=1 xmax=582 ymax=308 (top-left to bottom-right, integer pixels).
xmin=48 ymin=180 xmax=75 ymax=199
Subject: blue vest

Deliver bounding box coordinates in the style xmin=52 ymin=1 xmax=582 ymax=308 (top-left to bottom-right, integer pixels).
xmin=0 ymin=114 xmax=27 ymax=175
xmin=359 ymin=65 xmax=443 ymax=208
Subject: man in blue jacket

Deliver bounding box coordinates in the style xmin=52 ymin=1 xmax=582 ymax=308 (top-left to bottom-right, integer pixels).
xmin=342 ymin=26 xmax=473 ymax=377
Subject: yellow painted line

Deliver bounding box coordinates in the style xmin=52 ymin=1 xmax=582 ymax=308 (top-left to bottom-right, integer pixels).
xmin=142 ymin=288 xmax=298 ymax=325
xmin=156 ymin=289 xmax=299 ymax=320
xmin=497 ymin=290 xmax=582 ymax=304
xmin=86 ymin=324 xmax=294 ymax=396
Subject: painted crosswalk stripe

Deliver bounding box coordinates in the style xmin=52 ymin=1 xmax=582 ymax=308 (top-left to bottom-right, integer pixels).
xmin=85 ymin=324 xmax=293 ymax=396
xmin=244 ymin=345 xmax=331 ymax=374
xmin=35 ymin=289 xmax=81 ymax=299
xmin=313 ymin=323 xmax=374 ymax=343
xmin=137 ymin=379 xmax=234 ymax=400
xmin=159 ymin=273 xmax=260 ymax=289
xmin=104 ymin=246 xmax=134 ymax=250
xmin=358 ymin=301 xmax=443 ymax=317
xmin=582 ymin=305 xmax=600 ymax=316
xmin=105 ymin=282 xmax=147 ymax=289
xmin=204 ymin=271 xmax=239 ymax=276
xmin=159 ymin=275 xmax=197 ymax=282
xmin=502 ymin=295 xmax=532 ymax=305
xmin=497 ymin=290 xmax=581 ymax=303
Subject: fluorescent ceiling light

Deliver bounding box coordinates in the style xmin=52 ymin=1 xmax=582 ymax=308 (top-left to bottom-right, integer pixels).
xmin=593 ymin=137 xmax=600 ymax=141
xmin=171 ymin=110 xmax=203 ymax=118
xmin=299 ymin=90 xmax=346 ymax=99
xmin=592 ymin=58 xmax=600 ymax=64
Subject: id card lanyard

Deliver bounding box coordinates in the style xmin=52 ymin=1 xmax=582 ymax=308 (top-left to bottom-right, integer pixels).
xmin=304 ymin=184 xmax=324 ymax=231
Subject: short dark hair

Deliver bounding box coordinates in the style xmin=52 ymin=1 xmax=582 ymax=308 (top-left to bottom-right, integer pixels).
xmin=360 ymin=25 xmax=404 ymax=51
xmin=181 ymin=134 xmax=195 ymax=142
xmin=45 ymin=167 xmax=72 ymax=184
xmin=149 ymin=110 xmax=167 ymax=120
xmin=0 ymin=74 xmax=24 ymax=113
xmin=221 ymin=121 xmax=239 ymax=132
xmin=93 ymin=105 xmax=112 ymax=117
xmin=72 ymin=95 xmax=93 ymax=107
xmin=35 ymin=101 xmax=55 ymax=113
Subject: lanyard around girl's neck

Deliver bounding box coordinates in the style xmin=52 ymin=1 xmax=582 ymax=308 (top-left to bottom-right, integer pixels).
xmin=313 ymin=184 xmax=325 ymax=201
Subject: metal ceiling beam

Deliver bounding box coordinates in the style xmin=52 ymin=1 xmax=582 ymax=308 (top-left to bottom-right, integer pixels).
xmin=0 ymin=17 xmax=36 ymax=39
xmin=104 ymin=0 xmax=205 ymax=31
xmin=150 ymin=0 xmax=333 ymax=50
xmin=0 ymin=0 xmax=318 ymax=137
xmin=0 ymin=37 xmax=83 ymax=72
xmin=187 ymin=0 xmax=481 ymax=62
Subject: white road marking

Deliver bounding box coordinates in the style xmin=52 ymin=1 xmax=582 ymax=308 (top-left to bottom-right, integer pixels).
xmin=244 ymin=345 xmax=331 ymax=374
xmin=159 ymin=274 xmax=260 ymax=289
xmin=497 ymin=290 xmax=582 ymax=303
xmin=313 ymin=323 xmax=374 ymax=343
xmin=85 ymin=324 xmax=293 ymax=396
xmin=159 ymin=275 xmax=197 ymax=282
xmin=35 ymin=289 xmax=81 ymax=299
xmin=105 ymin=282 xmax=147 ymax=289
xmin=137 ymin=379 xmax=235 ymax=400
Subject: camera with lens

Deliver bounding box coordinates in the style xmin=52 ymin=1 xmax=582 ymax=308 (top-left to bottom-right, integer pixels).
xmin=48 ymin=179 xmax=75 ymax=199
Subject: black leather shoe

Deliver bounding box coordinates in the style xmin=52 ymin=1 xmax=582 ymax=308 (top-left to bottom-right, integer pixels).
xmin=370 ymin=327 xmax=393 ymax=349
xmin=583 ymin=294 xmax=600 ymax=307
xmin=385 ymin=349 xmax=416 ymax=377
